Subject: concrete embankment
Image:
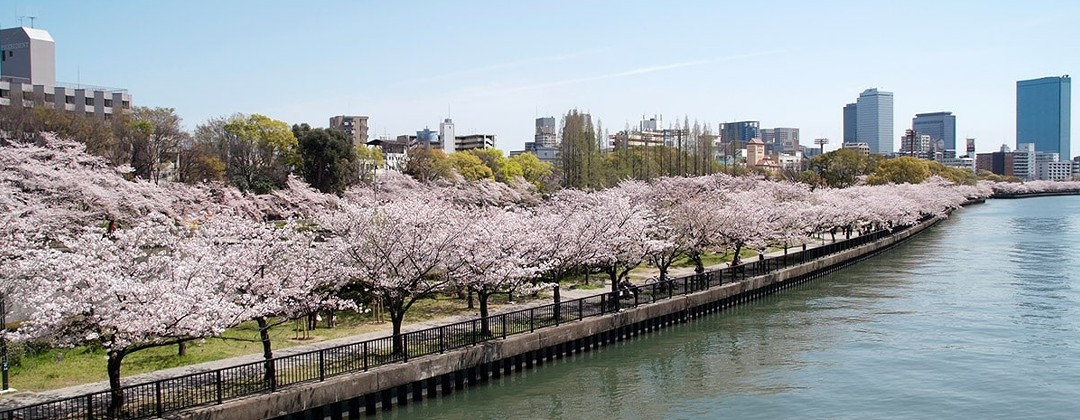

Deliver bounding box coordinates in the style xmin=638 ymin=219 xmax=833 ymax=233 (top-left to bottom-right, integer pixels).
xmin=991 ymin=190 xmax=1080 ymax=199
xmin=176 ymin=217 xmax=941 ymax=420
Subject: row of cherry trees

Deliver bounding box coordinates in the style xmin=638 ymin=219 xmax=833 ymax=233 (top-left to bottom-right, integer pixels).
xmin=0 ymin=135 xmax=1059 ymax=416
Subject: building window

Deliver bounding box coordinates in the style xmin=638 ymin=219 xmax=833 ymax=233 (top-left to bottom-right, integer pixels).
xmin=45 ymin=93 xmax=55 ymax=102
xmin=86 ymin=112 xmax=94 ymax=118
xmin=104 ymin=99 xmax=113 ymax=107
xmin=85 ymin=97 xmax=94 ymax=106
xmin=122 ymin=100 xmax=130 ymax=109
xmin=0 ymin=89 xmax=7 ymax=98
xmin=22 ymin=91 xmax=33 ymax=100
xmin=65 ymin=95 xmax=74 ymax=104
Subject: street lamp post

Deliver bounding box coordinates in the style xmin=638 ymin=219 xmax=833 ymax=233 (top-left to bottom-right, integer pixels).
xmin=2 ymin=292 xmax=9 ymax=391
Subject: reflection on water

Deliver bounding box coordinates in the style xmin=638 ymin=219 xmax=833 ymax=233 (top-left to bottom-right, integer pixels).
xmin=380 ymin=198 xmax=1080 ymax=420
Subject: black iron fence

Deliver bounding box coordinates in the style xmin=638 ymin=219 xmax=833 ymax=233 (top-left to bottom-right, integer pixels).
xmin=0 ymin=222 xmax=921 ymax=420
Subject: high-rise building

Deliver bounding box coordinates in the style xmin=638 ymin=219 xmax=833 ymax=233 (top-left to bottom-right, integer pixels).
xmin=439 ymin=118 xmax=455 ymax=153
xmin=843 ymin=103 xmax=858 ymax=143
xmin=535 ymin=117 xmax=557 ymax=147
xmin=719 ymin=121 xmax=760 ymax=146
xmin=1016 ymin=76 xmax=1071 ymax=159
xmin=912 ymin=112 xmax=956 ymax=151
xmin=760 ymin=127 xmax=800 ymax=153
xmin=329 ymin=115 xmax=369 ymax=147
xmin=0 ymin=26 xmax=131 ymax=119
xmin=855 ymin=88 xmax=894 ymax=154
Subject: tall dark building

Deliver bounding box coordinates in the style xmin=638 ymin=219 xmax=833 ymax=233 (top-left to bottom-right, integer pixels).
xmin=843 ymin=103 xmax=857 ymax=143
xmin=912 ymin=112 xmax=957 ymax=151
xmin=719 ymin=121 xmax=760 ymax=146
xmin=1017 ymin=76 xmax=1071 ymax=159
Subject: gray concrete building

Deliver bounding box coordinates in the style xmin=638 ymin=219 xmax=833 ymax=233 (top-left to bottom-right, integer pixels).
xmin=455 ymin=134 xmax=495 ymax=152
xmin=329 ymin=115 xmax=369 ymax=147
xmin=0 ymin=26 xmax=131 ymax=119
xmin=439 ymin=118 xmax=455 ymax=153
xmin=760 ymin=127 xmax=800 ymax=153
xmin=912 ymin=111 xmax=956 ymax=151
xmin=535 ymin=116 xmax=557 ymax=148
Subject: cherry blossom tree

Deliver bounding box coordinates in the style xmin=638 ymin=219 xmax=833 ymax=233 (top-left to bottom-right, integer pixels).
xmin=200 ymin=215 xmax=352 ymax=389
xmin=13 ymin=218 xmax=244 ymax=417
xmin=452 ymin=208 xmax=547 ymax=336
xmin=321 ymin=197 xmax=461 ymax=355
xmin=582 ymin=188 xmax=668 ymax=292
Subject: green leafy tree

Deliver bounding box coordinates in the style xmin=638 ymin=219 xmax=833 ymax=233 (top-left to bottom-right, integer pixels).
xmin=507 ymin=152 xmax=554 ymax=190
xmin=559 ymin=109 xmax=600 ymax=188
xmin=811 ymin=148 xmax=873 ymax=187
xmin=465 ymin=148 xmax=521 ymax=183
xmin=868 ymin=157 xmax=932 ymax=185
xmin=355 ymin=145 xmax=385 ymax=184
xmin=293 ymin=124 xmax=359 ymax=195
xmin=449 ymin=151 xmax=495 ymax=181
xmin=928 ymin=161 xmax=978 ymax=185
xmin=217 ymin=114 xmax=298 ymax=193
xmin=129 ymin=107 xmax=184 ymax=182
xmin=403 ymin=146 xmax=453 ymax=183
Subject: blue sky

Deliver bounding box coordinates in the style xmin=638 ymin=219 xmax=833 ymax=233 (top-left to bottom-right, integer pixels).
xmin=5 ymin=0 xmax=1078 ymax=154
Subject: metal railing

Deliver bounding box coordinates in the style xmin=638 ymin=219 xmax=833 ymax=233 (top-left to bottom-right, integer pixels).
xmin=0 ymin=221 xmax=922 ymax=420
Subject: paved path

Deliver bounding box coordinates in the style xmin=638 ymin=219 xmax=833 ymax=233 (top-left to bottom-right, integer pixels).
xmin=0 ymin=234 xmax=851 ymax=409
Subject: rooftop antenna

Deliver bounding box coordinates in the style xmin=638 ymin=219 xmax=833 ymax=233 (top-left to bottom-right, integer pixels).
xmin=27 ymin=16 xmax=36 ymax=28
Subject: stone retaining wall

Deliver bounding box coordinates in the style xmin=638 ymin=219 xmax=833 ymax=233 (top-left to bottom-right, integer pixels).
xmin=175 ymin=217 xmax=940 ymax=420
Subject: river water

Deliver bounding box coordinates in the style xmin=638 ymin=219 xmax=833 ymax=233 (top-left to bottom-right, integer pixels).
xmin=376 ymin=197 xmax=1080 ymax=420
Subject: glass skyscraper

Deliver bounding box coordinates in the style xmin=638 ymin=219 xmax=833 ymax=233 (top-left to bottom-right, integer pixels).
xmin=843 ymin=103 xmax=858 ymax=143
xmin=912 ymin=112 xmax=956 ymax=151
xmin=856 ymin=88 xmax=894 ymax=154
xmin=1016 ymin=76 xmax=1071 ymax=159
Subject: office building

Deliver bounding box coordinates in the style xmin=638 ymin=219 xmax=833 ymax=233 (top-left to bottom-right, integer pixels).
xmin=760 ymin=127 xmax=800 ymax=153
xmin=855 ymin=88 xmax=894 ymax=154
xmin=535 ymin=117 xmax=557 ymax=148
xmin=0 ymin=26 xmax=131 ymax=119
xmin=843 ymin=103 xmax=857 ymax=143
xmin=329 ymin=115 xmax=369 ymax=147
xmin=719 ymin=121 xmax=760 ymax=146
xmin=1016 ymin=76 xmax=1071 ymax=158
xmin=912 ymin=112 xmax=956 ymax=151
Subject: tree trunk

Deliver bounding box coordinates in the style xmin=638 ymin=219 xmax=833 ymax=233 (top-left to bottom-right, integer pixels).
xmin=732 ymin=244 xmax=744 ymax=266
xmin=390 ymin=311 xmax=405 ymax=357
xmin=692 ymin=254 xmax=705 ymax=274
xmin=607 ymin=266 xmax=619 ymax=293
xmin=177 ymin=340 xmax=186 ymax=356
xmin=467 ymin=288 xmax=475 ymax=310
xmin=478 ymin=291 xmax=492 ymax=337
xmin=106 ymin=351 xmax=125 ymax=419
xmin=256 ymin=317 xmax=276 ymax=391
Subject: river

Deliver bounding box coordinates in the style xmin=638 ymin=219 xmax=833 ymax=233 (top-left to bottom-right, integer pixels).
xmin=374 ymin=197 xmax=1080 ymax=420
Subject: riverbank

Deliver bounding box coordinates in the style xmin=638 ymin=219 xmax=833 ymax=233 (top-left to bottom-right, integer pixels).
xmin=991 ymin=190 xmax=1080 ymax=199
xmin=176 ymin=217 xmax=940 ymax=420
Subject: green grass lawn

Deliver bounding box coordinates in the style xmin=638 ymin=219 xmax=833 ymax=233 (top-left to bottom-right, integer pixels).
xmin=6 ymin=294 xmax=492 ymax=392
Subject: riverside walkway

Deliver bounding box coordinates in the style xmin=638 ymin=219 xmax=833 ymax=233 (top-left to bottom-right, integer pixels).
xmin=0 ymin=232 xmax=866 ymax=419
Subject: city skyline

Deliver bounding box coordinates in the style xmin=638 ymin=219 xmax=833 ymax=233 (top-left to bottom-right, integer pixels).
xmin=2 ymin=1 xmax=1077 ymax=155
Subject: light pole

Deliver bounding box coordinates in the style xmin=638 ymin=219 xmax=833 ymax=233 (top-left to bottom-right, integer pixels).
xmin=2 ymin=292 xmax=9 ymax=391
